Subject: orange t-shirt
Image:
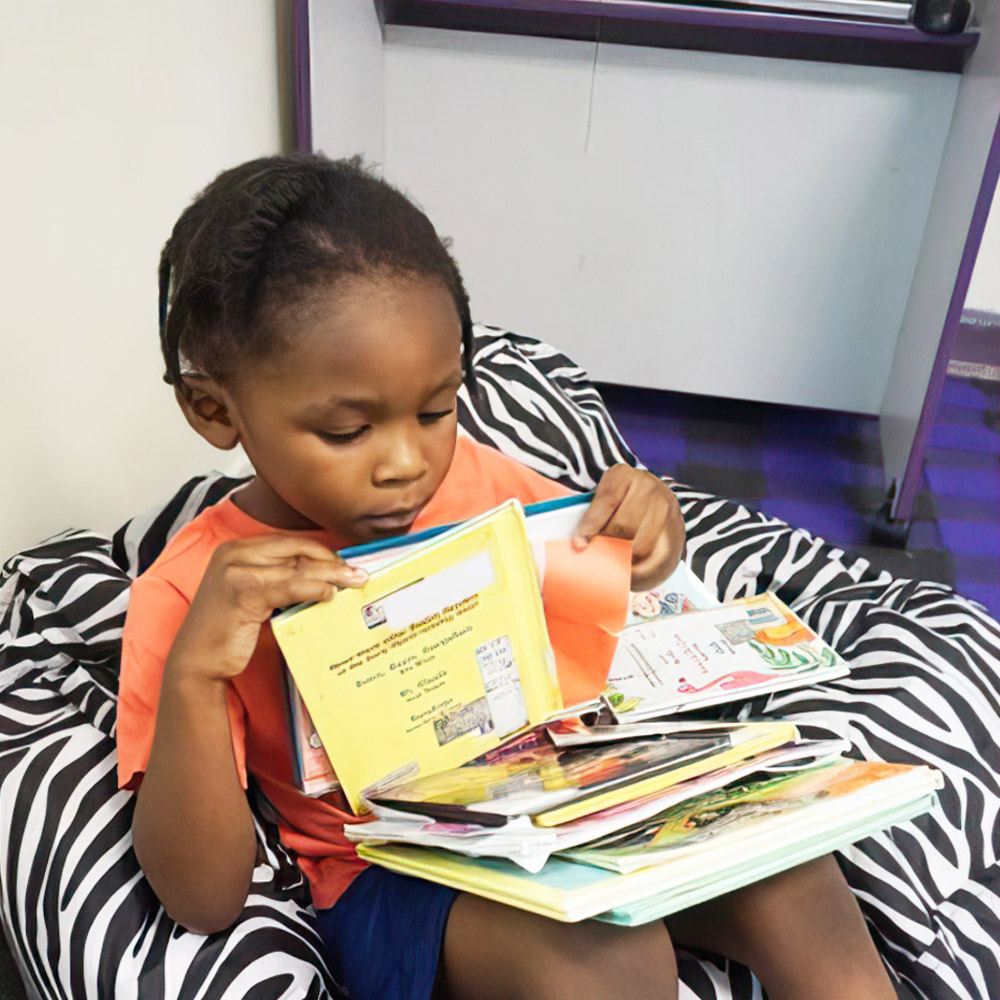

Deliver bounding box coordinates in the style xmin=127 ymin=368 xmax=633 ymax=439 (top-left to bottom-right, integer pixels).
xmin=117 ymin=436 xmax=571 ymax=909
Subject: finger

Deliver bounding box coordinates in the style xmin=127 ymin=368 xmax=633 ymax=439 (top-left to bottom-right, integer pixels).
xmin=601 ymin=496 xmax=647 ymax=543
xmin=223 ymin=535 xmax=346 ymax=568
xmin=224 ymin=564 xmax=356 ymax=618
xmin=261 ymin=576 xmax=338 ymax=610
xmin=242 ymin=560 xmax=365 ymax=593
xmin=224 ymin=537 xmax=367 ymax=585
xmin=573 ymin=470 xmax=630 ymax=550
xmin=286 ymin=556 xmax=369 ymax=589
xmin=630 ymin=535 xmax=671 ymax=592
xmin=630 ymin=505 xmax=668 ymax=565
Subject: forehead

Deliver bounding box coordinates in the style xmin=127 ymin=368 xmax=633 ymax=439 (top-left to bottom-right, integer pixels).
xmin=245 ymin=273 xmax=463 ymax=406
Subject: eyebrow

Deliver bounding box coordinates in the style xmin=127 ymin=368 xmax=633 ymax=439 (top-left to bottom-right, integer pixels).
xmin=300 ymin=370 xmax=464 ymax=419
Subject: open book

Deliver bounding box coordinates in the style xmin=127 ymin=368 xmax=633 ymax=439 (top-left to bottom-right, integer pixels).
xmin=605 ymin=591 xmax=849 ymax=720
xmin=273 ymin=496 xmax=631 ymax=812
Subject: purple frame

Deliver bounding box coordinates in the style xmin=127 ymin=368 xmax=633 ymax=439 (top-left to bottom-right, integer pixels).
xmin=292 ymin=0 xmax=313 ymax=154
xmin=382 ymin=0 xmax=977 ymax=72
xmin=893 ymin=114 xmax=1000 ymax=521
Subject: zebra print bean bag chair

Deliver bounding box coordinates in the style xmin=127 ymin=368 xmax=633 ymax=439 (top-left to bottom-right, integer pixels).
xmin=2 ymin=326 xmax=999 ymax=1000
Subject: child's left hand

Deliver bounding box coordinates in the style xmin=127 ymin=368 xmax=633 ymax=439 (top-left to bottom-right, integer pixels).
xmin=573 ymin=465 xmax=686 ymax=592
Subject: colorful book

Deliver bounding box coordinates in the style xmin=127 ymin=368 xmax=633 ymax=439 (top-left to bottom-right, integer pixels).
xmin=368 ymin=720 xmax=798 ymax=827
xmin=604 ymin=592 xmax=849 ymax=720
xmin=356 ymin=760 xmax=941 ymax=924
xmin=285 ymin=548 xmax=718 ymax=798
xmin=560 ymin=759 xmax=928 ymax=872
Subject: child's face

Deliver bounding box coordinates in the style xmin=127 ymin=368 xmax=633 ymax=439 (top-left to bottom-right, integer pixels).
xmin=225 ymin=273 xmax=463 ymax=543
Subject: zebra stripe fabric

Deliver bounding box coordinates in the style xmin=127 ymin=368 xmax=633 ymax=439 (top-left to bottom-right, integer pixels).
xmin=2 ymin=326 xmax=999 ymax=1000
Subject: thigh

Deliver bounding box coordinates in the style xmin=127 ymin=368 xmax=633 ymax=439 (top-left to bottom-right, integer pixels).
xmin=438 ymin=892 xmax=678 ymax=1000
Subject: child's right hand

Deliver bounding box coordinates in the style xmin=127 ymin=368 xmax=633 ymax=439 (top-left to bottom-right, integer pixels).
xmin=166 ymin=536 xmax=367 ymax=682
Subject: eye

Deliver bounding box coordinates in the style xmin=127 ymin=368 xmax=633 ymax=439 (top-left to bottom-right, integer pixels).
xmin=418 ymin=408 xmax=454 ymax=425
xmin=319 ymin=426 xmax=370 ymax=444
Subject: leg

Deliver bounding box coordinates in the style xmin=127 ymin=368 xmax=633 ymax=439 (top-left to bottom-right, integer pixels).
xmin=438 ymin=892 xmax=678 ymax=1000
xmin=666 ymin=855 xmax=896 ymax=1000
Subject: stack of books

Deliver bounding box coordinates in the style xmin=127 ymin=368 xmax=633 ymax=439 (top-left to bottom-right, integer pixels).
xmin=272 ymin=497 xmax=941 ymax=924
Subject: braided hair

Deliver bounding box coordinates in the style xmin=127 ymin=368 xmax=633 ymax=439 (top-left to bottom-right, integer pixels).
xmin=158 ymin=154 xmax=474 ymax=390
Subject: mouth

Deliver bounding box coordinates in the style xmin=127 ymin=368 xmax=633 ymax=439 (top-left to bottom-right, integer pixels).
xmin=359 ymin=504 xmax=425 ymax=534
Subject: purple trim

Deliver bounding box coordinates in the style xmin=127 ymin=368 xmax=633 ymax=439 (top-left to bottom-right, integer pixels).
xmin=894 ymin=114 xmax=1000 ymax=521
xmin=292 ymin=0 xmax=313 ymax=154
xmin=382 ymin=0 xmax=977 ymax=71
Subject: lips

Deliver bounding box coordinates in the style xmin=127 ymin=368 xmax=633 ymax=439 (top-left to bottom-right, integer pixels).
xmin=360 ymin=503 xmax=425 ymax=533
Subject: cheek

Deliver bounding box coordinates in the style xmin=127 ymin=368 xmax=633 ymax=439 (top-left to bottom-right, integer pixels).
xmin=431 ymin=420 xmax=459 ymax=477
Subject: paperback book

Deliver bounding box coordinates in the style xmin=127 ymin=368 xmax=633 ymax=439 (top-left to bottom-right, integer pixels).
xmin=276 ymin=495 xmax=850 ymax=808
xmin=605 ymin=592 xmax=849 ymax=720
xmin=273 ymin=496 xmax=631 ymax=812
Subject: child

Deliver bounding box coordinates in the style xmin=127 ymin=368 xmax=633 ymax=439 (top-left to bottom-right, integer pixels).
xmin=117 ymin=154 xmax=896 ymax=1000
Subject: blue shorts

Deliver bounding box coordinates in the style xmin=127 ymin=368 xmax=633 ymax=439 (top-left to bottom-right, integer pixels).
xmin=314 ymin=866 xmax=459 ymax=1000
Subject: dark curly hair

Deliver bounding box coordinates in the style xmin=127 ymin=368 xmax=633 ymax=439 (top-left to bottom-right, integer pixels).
xmin=158 ymin=153 xmax=474 ymax=389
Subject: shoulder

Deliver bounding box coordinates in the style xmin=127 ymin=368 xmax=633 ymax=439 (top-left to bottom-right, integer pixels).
xmin=132 ymin=497 xmax=249 ymax=604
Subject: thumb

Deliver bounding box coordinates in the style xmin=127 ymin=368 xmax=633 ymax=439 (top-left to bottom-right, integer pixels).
xmin=573 ymin=486 xmax=622 ymax=550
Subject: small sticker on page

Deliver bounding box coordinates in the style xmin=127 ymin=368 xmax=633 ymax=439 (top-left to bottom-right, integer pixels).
xmin=433 ymin=697 xmax=494 ymax=745
xmin=362 ymin=602 xmax=387 ymax=628
xmin=715 ymin=620 xmax=755 ymax=644
xmin=476 ymin=636 xmax=528 ymax=738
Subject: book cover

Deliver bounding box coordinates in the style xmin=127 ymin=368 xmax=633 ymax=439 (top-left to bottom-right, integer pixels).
xmin=369 ymin=734 xmax=730 ymax=823
xmin=276 ymin=497 xmax=634 ymax=806
xmin=531 ymin=721 xmax=798 ymax=826
xmin=272 ymin=501 xmax=562 ymax=813
xmin=605 ymin=592 xmax=849 ymax=720
xmin=285 ymin=679 xmax=339 ymax=798
xmin=559 ymin=759 xmax=930 ymax=873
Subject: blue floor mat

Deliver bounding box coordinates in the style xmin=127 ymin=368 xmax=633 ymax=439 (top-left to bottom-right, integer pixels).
xmin=600 ymin=376 xmax=999 ymax=620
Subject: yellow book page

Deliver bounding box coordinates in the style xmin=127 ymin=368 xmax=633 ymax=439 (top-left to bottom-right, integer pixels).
xmin=273 ymin=502 xmax=562 ymax=813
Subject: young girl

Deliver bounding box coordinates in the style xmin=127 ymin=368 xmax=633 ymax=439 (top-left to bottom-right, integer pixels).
xmin=117 ymin=154 xmax=896 ymax=1000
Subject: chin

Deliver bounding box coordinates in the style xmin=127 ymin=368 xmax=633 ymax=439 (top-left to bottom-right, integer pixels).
xmin=359 ymin=519 xmax=419 ymax=541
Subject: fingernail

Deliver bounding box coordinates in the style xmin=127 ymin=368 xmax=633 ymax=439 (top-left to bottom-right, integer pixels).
xmin=572 ymin=535 xmax=588 ymax=551
xmin=351 ymin=568 xmax=368 ymax=582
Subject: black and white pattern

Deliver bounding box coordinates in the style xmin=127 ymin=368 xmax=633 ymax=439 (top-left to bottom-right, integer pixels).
xmin=2 ymin=325 xmax=999 ymax=1000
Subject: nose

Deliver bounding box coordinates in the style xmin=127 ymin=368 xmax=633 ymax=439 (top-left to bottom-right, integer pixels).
xmin=372 ymin=426 xmax=429 ymax=486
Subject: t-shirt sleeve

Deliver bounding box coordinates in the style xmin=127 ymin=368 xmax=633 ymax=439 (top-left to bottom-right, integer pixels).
xmin=116 ymin=573 xmax=249 ymax=791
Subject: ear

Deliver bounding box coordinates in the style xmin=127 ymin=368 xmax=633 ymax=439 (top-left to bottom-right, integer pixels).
xmin=175 ymin=376 xmax=241 ymax=451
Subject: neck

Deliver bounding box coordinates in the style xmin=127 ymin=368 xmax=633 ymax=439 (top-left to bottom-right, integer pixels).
xmin=231 ymin=478 xmax=321 ymax=532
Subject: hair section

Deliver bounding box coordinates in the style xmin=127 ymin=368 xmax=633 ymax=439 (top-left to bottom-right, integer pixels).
xmin=159 ymin=154 xmax=474 ymax=388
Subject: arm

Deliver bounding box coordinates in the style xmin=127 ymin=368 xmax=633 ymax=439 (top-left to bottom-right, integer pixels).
xmin=573 ymin=465 xmax=686 ymax=592
xmin=131 ymin=536 xmax=366 ymax=934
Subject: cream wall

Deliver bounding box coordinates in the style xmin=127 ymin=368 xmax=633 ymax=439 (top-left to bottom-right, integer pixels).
xmin=0 ymin=0 xmax=282 ymax=561
xmin=967 ymin=187 xmax=1000 ymax=313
